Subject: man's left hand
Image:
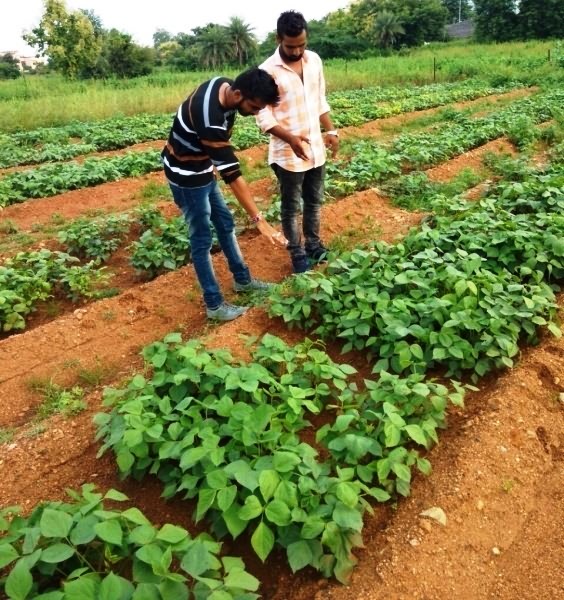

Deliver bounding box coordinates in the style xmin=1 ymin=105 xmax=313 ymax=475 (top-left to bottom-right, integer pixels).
xmin=325 ymin=133 xmax=339 ymax=159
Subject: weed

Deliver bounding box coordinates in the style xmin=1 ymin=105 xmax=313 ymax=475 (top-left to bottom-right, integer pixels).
xmin=29 ymin=380 xmax=87 ymax=420
xmin=501 ymin=479 xmax=516 ymax=493
xmin=138 ymin=181 xmax=170 ymax=202
xmin=0 ymin=220 xmax=19 ymax=235
xmin=0 ymin=428 xmax=15 ymax=445
xmin=23 ymin=424 xmax=47 ymax=438
xmin=78 ymin=362 xmax=109 ymax=387
xmin=101 ymin=309 xmax=116 ymax=321
xmin=330 ymin=216 xmax=382 ymax=253
xmin=50 ymin=213 xmax=66 ymax=226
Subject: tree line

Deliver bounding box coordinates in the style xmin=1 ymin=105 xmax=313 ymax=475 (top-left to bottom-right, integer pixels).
xmin=7 ymin=0 xmax=563 ymax=80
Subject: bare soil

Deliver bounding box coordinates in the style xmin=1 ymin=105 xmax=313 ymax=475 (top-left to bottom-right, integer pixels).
xmin=1 ymin=88 xmax=562 ymax=599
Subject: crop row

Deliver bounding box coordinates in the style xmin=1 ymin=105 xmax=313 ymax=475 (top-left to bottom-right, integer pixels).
xmin=2 ymin=87 xmax=558 ymax=208
xmin=269 ymin=157 xmax=564 ymax=381
xmin=1 ymin=80 xmax=520 ymax=170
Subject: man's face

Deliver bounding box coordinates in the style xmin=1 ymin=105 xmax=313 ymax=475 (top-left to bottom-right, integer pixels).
xmin=237 ymin=97 xmax=267 ymax=117
xmin=278 ymin=31 xmax=307 ymax=63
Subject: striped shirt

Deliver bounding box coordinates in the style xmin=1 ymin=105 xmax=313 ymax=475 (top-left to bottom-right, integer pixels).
xmin=162 ymin=77 xmax=241 ymax=188
xmin=256 ymin=48 xmax=331 ymax=172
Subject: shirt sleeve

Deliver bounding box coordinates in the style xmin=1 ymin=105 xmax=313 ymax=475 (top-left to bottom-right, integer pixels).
xmin=318 ymin=58 xmax=331 ymax=116
xmin=256 ymin=105 xmax=279 ymax=133
xmin=199 ymin=127 xmax=241 ymax=184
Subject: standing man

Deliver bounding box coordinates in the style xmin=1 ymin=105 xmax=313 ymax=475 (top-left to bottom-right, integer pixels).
xmin=162 ymin=67 xmax=287 ymax=321
xmin=257 ymin=10 xmax=339 ymax=274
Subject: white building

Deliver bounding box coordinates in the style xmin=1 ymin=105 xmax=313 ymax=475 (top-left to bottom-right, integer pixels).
xmin=0 ymin=50 xmax=47 ymax=71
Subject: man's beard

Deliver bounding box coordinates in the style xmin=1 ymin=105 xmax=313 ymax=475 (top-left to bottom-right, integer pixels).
xmin=280 ymin=48 xmax=303 ymax=63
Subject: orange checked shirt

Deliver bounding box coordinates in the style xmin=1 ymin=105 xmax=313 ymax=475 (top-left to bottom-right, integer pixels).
xmin=257 ymin=48 xmax=331 ymax=173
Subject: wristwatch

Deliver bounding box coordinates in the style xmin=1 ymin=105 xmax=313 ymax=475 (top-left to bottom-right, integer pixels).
xmin=325 ymin=130 xmax=339 ymax=137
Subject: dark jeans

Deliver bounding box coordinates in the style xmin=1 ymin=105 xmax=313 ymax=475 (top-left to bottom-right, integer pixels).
xmin=271 ymin=163 xmax=325 ymax=259
xmin=168 ymin=179 xmax=250 ymax=309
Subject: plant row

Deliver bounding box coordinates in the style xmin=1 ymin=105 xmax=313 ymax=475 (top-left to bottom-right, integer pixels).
xmin=1 ymin=86 xmax=555 ymax=208
xmin=0 ymin=250 xmax=110 ymax=332
xmin=1 ymin=79 xmax=519 ymax=170
xmin=0 ymin=485 xmax=260 ymax=600
xmin=94 ymin=333 xmax=469 ymax=584
xmin=268 ymin=161 xmax=564 ymax=381
xmin=325 ymin=88 xmax=564 ymax=198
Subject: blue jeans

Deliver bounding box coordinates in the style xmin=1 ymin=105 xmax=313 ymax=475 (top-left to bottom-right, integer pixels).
xmin=272 ymin=163 xmax=325 ymax=259
xmin=169 ymin=179 xmax=250 ymax=309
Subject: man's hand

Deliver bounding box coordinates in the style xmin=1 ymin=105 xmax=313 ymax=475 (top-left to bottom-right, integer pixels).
xmin=257 ymin=219 xmax=288 ymax=247
xmin=325 ymin=133 xmax=339 ymax=159
xmin=289 ymin=134 xmax=310 ymax=160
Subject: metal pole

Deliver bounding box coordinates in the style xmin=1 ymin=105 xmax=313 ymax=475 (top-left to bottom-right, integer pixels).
xmin=459 ymin=0 xmax=462 ymax=22
xmin=433 ymin=57 xmax=436 ymax=82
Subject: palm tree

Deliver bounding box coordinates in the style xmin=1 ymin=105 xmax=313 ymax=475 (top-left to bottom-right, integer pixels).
xmin=196 ymin=25 xmax=232 ymax=69
xmin=372 ymin=11 xmax=405 ymax=49
xmin=226 ymin=17 xmax=257 ymax=66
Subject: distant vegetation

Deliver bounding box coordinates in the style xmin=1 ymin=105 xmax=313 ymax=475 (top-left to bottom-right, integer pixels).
xmin=0 ymin=39 xmax=561 ymax=132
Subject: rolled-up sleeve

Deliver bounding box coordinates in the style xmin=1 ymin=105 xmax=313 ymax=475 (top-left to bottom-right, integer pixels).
xmin=256 ymin=105 xmax=279 ymax=133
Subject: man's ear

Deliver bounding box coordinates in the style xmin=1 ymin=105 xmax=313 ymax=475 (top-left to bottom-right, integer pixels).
xmin=232 ymin=89 xmax=244 ymax=105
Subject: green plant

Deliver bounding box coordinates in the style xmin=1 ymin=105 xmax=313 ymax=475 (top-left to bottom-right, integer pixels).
xmin=30 ymin=381 xmax=87 ymax=420
xmin=0 ymin=485 xmax=260 ymax=599
xmin=0 ymin=428 xmax=15 ymax=445
xmin=137 ymin=181 xmax=170 ymax=202
xmin=0 ymin=220 xmax=18 ymax=235
xmin=58 ymin=213 xmax=131 ymax=262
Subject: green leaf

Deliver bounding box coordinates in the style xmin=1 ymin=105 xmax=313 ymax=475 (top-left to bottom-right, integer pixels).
xmin=99 ymin=572 xmax=133 ymax=600
xmin=5 ymin=560 xmax=33 ymax=600
xmin=40 ymin=543 xmax=75 ymax=564
xmin=264 ymin=500 xmax=291 ymax=526
xmin=251 ymin=521 xmax=275 ymax=562
xmin=39 ymin=508 xmax=73 ymax=538
xmin=239 ymin=495 xmax=263 ymax=521
xmin=287 ymin=540 xmax=313 ymax=573
xmin=0 ymin=543 xmax=19 ymax=569
xmin=70 ymin=515 xmax=99 ymax=545
xmin=94 ymin=520 xmax=123 ymax=545
xmin=222 ymin=504 xmax=247 ymax=539
xmin=121 ymin=507 xmax=151 ymax=526
xmin=404 ymin=424 xmax=427 ymax=446
xmin=116 ymin=449 xmax=135 ymax=472
xmin=384 ymin=423 xmax=401 ymax=447
xmin=258 ymin=469 xmax=280 ymax=502
xmin=158 ymin=580 xmax=189 ymax=600
xmin=223 ymin=568 xmax=260 ymax=591
xmin=128 ymin=525 xmax=156 ymax=545
xmin=135 ymin=544 xmax=163 ymax=565
xmin=332 ymin=503 xmax=363 ymax=531
xmin=301 ymin=518 xmax=325 ymax=539
xmin=391 ymin=462 xmax=411 ymax=482
xmin=335 ymin=482 xmax=358 ymax=508
xmin=130 ymin=583 xmax=160 ymax=600
xmin=180 ymin=540 xmax=214 ymax=577
xmin=63 ymin=575 xmax=100 ymax=600
xmin=217 ymin=486 xmax=237 ymax=512
xmin=196 ymin=489 xmax=217 ymax=522
xmin=273 ymin=451 xmax=301 ymax=473
xmin=206 ymin=470 xmax=228 ymax=490
xmin=156 ymin=524 xmax=188 ymax=545
xmin=104 ymin=489 xmax=129 ymax=502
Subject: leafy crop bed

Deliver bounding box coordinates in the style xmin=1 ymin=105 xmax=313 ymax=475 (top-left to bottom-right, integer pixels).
xmin=0 ymin=85 xmax=563 ymax=600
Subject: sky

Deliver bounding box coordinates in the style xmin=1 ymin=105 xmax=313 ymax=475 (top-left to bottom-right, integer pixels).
xmin=3 ymin=0 xmax=352 ymax=55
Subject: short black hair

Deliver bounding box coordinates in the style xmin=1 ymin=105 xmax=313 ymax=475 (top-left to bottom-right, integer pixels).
xmin=232 ymin=67 xmax=280 ymax=106
xmin=277 ymin=10 xmax=308 ymax=38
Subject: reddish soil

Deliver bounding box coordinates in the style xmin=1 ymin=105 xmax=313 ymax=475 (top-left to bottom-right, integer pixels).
xmin=1 ymin=88 xmax=562 ymax=599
